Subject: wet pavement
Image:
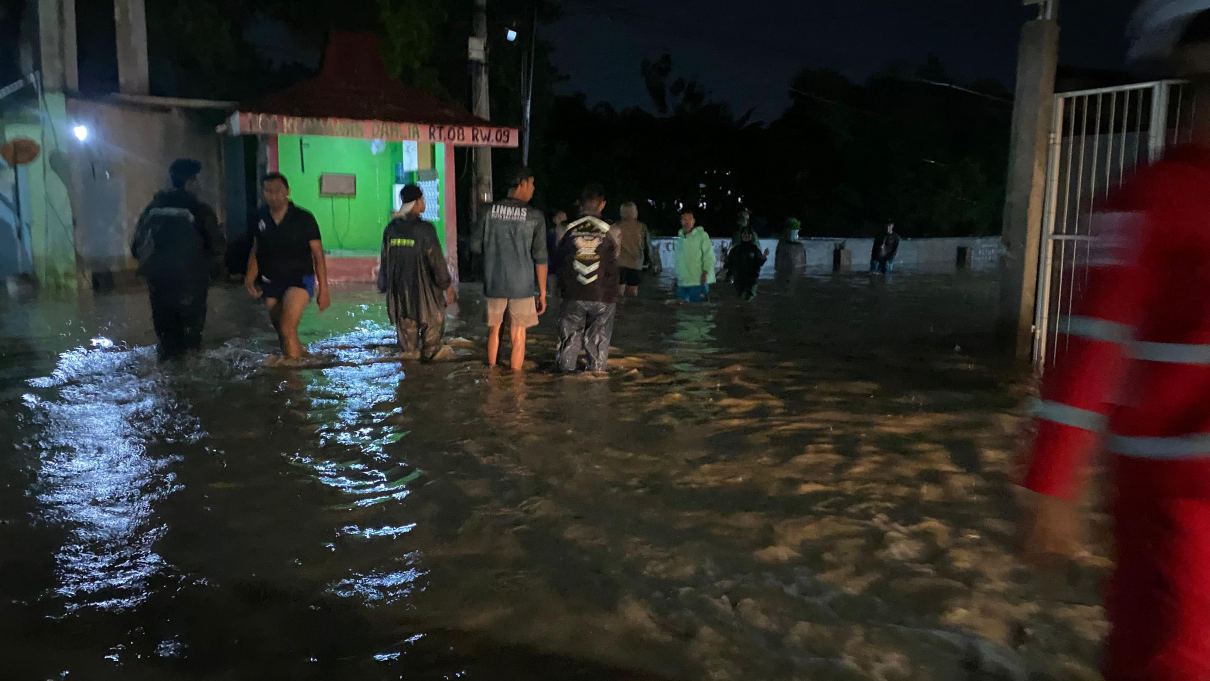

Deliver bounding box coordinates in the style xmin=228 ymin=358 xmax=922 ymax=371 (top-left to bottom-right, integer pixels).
xmin=0 ymin=271 xmax=1110 ymax=680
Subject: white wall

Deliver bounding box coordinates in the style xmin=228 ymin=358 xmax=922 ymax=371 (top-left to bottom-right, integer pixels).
xmin=652 ymin=236 xmax=1003 ymax=277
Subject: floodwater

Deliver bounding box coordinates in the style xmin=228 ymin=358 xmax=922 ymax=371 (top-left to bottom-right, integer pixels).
xmin=0 ymin=271 xmax=1110 ymax=680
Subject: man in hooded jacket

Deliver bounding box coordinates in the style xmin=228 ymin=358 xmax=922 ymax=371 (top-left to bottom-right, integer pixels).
xmin=377 ymin=184 xmax=454 ymax=361
xmin=131 ymin=159 xmax=224 ymax=360
xmin=554 ymin=184 xmax=619 ymax=372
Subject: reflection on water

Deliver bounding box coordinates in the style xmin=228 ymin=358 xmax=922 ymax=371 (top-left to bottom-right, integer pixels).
xmin=28 ymin=345 xmax=180 ymax=613
xmin=0 ymin=273 xmax=1104 ymax=680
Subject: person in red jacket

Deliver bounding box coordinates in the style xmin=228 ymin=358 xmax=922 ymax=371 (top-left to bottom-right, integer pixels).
xmin=1022 ymin=5 xmax=1210 ymax=679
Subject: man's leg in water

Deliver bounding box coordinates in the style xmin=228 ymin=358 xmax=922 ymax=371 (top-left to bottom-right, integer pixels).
xmin=555 ymin=300 xmax=587 ymax=372
xmin=584 ymin=302 xmax=616 ymax=372
xmin=487 ymin=323 xmax=504 ymax=366
xmin=627 ymin=285 xmax=639 ymax=297
xmin=149 ymin=284 xmax=183 ymax=360
xmin=420 ymin=317 xmax=444 ymax=361
xmin=274 ymin=287 xmax=312 ymax=358
xmin=265 ymin=296 xmax=284 ymax=350
xmin=180 ymin=286 xmax=208 ymax=352
xmin=509 ymin=325 xmax=527 ymax=371
xmin=395 ymin=318 xmax=420 ymax=353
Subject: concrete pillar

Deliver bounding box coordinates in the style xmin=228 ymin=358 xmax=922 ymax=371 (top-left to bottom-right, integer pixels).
xmin=956 ymin=246 xmax=973 ymax=270
xmin=36 ymin=0 xmax=78 ymax=92
xmin=832 ymin=246 xmax=851 ymax=272
xmin=998 ymin=18 xmax=1059 ymax=360
xmin=114 ymin=0 xmax=149 ymax=95
xmin=443 ymin=143 xmax=460 ymax=287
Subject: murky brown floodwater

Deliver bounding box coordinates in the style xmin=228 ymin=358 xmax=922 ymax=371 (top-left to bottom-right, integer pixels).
xmin=1 ymin=270 xmax=1110 ymax=680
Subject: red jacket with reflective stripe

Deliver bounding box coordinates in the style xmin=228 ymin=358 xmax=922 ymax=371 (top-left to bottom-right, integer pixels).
xmin=1026 ymin=145 xmax=1210 ymax=500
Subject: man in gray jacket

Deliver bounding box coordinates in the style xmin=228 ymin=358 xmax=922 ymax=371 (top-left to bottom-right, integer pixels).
xmin=470 ymin=167 xmax=548 ymax=371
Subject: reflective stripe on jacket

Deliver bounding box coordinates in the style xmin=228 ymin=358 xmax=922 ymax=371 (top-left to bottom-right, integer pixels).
xmin=1026 ymin=145 xmax=1210 ymax=500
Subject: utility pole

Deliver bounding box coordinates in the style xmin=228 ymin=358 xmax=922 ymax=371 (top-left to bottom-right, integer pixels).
xmin=521 ymin=4 xmax=537 ymax=166
xmin=470 ymin=0 xmax=493 ymax=225
xmin=35 ymin=0 xmax=78 ymax=92
xmin=114 ymin=0 xmax=150 ymax=95
xmin=999 ymin=0 xmax=1059 ymax=360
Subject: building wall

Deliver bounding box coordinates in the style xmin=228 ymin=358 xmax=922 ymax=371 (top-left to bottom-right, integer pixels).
xmin=653 ymin=236 xmax=1004 ymax=278
xmin=3 ymin=93 xmax=77 ymax=290
xmin=64 ymin=97 xmax=227 ymax=278
xmin=0 ymin=160 xmax=31 ymax=280
xmin=277 ymin=135 xmax=451 ymax=253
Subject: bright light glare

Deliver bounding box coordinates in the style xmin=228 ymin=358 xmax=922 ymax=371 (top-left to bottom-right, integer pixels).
xmin=506 ymin=29 xmax=518 ymax=42
xmin=72 ymin=125 xmax=89 ymax=142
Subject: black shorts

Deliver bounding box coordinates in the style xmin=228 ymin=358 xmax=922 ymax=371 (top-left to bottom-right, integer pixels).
xmin=619 ymin=267 xmax=642 ymax=286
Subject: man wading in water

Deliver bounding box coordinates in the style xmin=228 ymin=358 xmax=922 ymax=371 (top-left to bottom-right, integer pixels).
xmin=470 ymin=167 xmax=548 ymax=371
xmin=244 ymin=173 xmax=330 ymax=359
xmin=131 ymin=159 xmax=224 ymax=360
xmin=378 ymin=184 xmax=455 ymax=361
xmin=554 ymin=184 xmax=619 ymax=373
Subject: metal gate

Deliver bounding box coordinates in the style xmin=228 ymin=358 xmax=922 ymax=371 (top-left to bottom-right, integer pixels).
xmin=1033 ymin=80 xmax=1196 ymax=367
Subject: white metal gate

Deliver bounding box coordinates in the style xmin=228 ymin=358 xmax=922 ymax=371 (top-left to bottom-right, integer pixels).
xmin=1033 ymin=80 xmax=1196 ymax=367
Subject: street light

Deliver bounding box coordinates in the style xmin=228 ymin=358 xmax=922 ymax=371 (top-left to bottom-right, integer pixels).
xmin=507 ymin=8 xmax=538 ymax=165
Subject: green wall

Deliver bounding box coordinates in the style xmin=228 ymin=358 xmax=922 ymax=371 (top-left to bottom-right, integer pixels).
xmin=277 ymin=135 xmax=399 ymax=253
xmin=277 ymin=136 xmax=446 ymax=254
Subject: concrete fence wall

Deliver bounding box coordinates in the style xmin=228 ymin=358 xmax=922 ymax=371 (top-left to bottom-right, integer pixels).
xmin=652 ymin=236 xmax=1003 ymax=277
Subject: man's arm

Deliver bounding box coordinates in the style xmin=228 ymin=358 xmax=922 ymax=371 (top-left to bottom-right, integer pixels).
xmin=244 ymin=241 xmax=261 ymax=298
xmin=199 ymin=204 xmax=225 ymax=259
xmin=423 ymin=229 xmax=456 ymax=306
xmin=310 ymin=239 xmax=330 ymax=311
xmin=532 ymin=216 xmax=549 ymax=314
xmin=426 ymin=227 xmax=452 ymax=291
xmin=131 ymin=205 xmax=152 ymax=260
xmin=701 ymin=233 xmax=715 ymax=285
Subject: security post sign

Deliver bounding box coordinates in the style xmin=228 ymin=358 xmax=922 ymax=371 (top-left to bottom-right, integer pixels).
xmin=229 ymin=112 xmax=519 ymax=149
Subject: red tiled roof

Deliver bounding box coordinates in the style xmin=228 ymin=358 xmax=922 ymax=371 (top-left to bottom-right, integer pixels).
xmin=239 ymin=32 xmax=490 ymax=128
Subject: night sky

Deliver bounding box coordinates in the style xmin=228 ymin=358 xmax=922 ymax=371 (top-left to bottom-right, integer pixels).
xmin=547 ymin=0 xmax=1139 ymax=121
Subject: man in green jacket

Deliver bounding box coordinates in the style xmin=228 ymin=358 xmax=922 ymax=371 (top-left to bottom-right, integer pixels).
xmin=673 ymin=208 xmax=716 ymax=302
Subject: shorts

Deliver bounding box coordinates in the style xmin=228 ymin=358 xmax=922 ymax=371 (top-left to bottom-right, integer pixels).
xmin=261 ymin=275 xmax=316 ymax=301
xmin=487 ymin=297 xmax=539 ymax=328
xmin=676 ymin=285 xmax=709 ymax=303
xmin=619 ymin=267 xmax=642 ymax=287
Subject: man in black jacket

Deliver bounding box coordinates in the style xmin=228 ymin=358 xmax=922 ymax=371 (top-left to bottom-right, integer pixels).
xmin=870 ymin=222 xmax=900 ymax=274
xmin=378 ymin=184 xmax=454 ymax=361
xmin=131 ymin=159 xmax=224 ymax=360
xmin=554 ymin=184 xmax=619 ymax=373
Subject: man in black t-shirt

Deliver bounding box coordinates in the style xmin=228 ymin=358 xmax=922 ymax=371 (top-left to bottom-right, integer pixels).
xmin=243 ymin=173 xmax=330 ymax=359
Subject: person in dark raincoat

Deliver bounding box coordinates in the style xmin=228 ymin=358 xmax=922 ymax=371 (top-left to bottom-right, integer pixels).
xmin=377 ymin=184 xmax=454 ymax=361
xmin=131 ymin=158 xmax=224 ymax=360
xmin=726 ymin=226 xmax=767 ymax=300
